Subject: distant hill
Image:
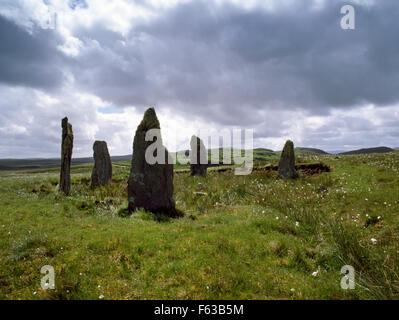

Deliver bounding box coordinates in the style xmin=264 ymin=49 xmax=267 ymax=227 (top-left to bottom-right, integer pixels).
xmin=294 ymin=147 xmax=329 ymax=155
xmin=252 ymin=148 xmax=279 ymax=163
xmin=0 ymin=155 xmax=133 ymax=171
xmin=339 ymin=147 xmax=394 ymax=155
xmin=253 ymin=148 xmax=275 ymax=155
xmin=0 ymin=157 xmax=91 ymax=171
xmin=326 ymin=150 xmax=346 ymax=155
xmin=110 ymin=155 xmax=131 ymax=162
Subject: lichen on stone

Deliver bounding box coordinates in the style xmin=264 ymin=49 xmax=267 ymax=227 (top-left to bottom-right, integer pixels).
xmin=136 ymin=107 xmax=160 ymax=132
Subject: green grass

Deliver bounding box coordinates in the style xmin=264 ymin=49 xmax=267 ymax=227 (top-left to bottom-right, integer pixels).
xmin=1 ymin=152 xmax=399 ymax=299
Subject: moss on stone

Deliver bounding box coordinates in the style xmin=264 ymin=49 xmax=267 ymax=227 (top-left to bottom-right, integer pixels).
xmin=137 ymin=107 xmax=160 ymax=131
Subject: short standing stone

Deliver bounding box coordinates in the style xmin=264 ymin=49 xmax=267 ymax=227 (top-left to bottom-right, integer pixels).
xmin=91 ymin=141 xmax=112 ymax=188
xmin=128 ymin=108 xmax=178 ymax=216
xmin=190 ymin=135 xmax=207 ymax=176
xmin=278 ymin=140 xmax=298 ymax=179
xmin=60 ymin=117 xmax=73 ymax=195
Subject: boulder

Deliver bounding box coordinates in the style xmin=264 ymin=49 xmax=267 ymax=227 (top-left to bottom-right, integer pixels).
xmin=128 ymin=108 xmax=178 ymax=216
xmin=91 ymin=141 xmax=112 ymax=188
xmin=278 ymin=140 xmax=298 ymax=179
xmin=190 ymin=135 xmax=207 ymax=176
xmin=60 ymin=117 xmax=73 ymax=195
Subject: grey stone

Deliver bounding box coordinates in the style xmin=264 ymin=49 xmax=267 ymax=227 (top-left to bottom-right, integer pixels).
xmin=60 ymin=117 xmax=73 ymax=195
xmin=128 ymin=108 xmax=178 ymax=216
xmin=190 ymin=135 xmax=207 ymax=176
xmin=91 ymin=140 xmax=112 ymax=188
xmin=278 ymin=140 xmax=298 ymax=179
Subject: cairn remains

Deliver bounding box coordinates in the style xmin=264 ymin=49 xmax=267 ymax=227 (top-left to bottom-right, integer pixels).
xmin=60 ymin=117 xmax=73 ymax=195
xmin=91 ymin=141 xmax=112 ymax=188
xmin=128 ymin=108 xmax=178 ymax=216
xmin=190 ymin=135 xmax=207 ymax=176
xmin=278 ymin=140 xmax=298 ymax=179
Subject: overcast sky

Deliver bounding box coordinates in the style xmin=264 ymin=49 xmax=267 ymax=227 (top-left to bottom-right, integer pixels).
xmin=0 ymin=0 xmax=398 ymax=158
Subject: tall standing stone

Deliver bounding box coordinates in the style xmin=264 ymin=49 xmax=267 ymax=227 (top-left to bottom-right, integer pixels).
xmin=91 ymin=141 xmax=112 ymax=188
xmin=190 ymin=135 xmax=207 ymax=176
xmin=128 ymin=108 xmax=178 ymax=216
xmin=278 ymin=140 xmax=298 ymax=179
xmin=60 ymin=117 xmax=73 ymax=195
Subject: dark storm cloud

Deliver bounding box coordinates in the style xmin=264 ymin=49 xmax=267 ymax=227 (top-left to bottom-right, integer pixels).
xmin=3 ymin=0 xmax=397 ymax=124
xmin=68 ymin=23 xmax=152 ymax=107
xmin=0 ymin=15 xmax=65 ymax=90
xmin=61 ymin=0 xmax=399 ymax=126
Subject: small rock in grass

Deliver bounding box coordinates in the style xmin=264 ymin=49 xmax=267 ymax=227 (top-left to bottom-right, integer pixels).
xmin=193 ymin=192 xmax=208 ymax=196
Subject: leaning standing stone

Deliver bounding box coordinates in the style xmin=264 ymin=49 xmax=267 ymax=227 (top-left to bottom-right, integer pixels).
xmin=60 ymin=117 xmax=73 ymax=195
xmin=128 ymin=108 xmax=178 ymax=216
xmin=190 ymin=135 xmax=207 ymax=176
xmin=278 ymin=140 xmax=298 ymax=179
xmin=91 ymin=141 xmax=112 ymax=188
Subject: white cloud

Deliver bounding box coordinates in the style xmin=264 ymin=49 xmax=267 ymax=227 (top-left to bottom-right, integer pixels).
xmin=2 ymin=81 xmax=398 ymax=158
xmin=0 ymin=0 xmax=53 ymax=32
xmin=50 ymin=0 xmax=156 ymax=36
xmin=57 ymin=35 xmax=84 ymax=56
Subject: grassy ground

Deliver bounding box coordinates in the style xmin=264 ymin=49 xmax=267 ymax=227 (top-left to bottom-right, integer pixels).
xmin=0 ymin=152 xmax=398 ymax=299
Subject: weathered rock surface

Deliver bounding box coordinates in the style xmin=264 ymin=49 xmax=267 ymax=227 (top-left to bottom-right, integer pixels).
xmin=128 ymin=108 xmax=178 ymax=216
xmin=60 ymin=117 xmax=73 ymax=195
xmin=278 ymin=140 xmax=298 ymax=179
xmin=91 ymin=141 xmax=112 ymax=188
xmin=190 ymin=135 xmax=207 ymax=176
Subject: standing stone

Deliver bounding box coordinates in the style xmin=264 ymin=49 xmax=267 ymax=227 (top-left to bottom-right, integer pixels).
xmin=128 ymin=108 xmax=178 ymax=216
xmin=91 ymin=141 xmax=112 ymax=188
xmin=60 ymin=117 xmax=73 ymax=195
xmin=278 ymin=140 xmax=298 ymax=179
xmin=190 ymin=135 xmax=207 ymax=176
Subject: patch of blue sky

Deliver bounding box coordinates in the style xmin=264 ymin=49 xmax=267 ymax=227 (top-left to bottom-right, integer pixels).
xmin=68 ymin=0 xmax=88 ymax=10
xmin=98 ymin=106 xmax=124 ymax=114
